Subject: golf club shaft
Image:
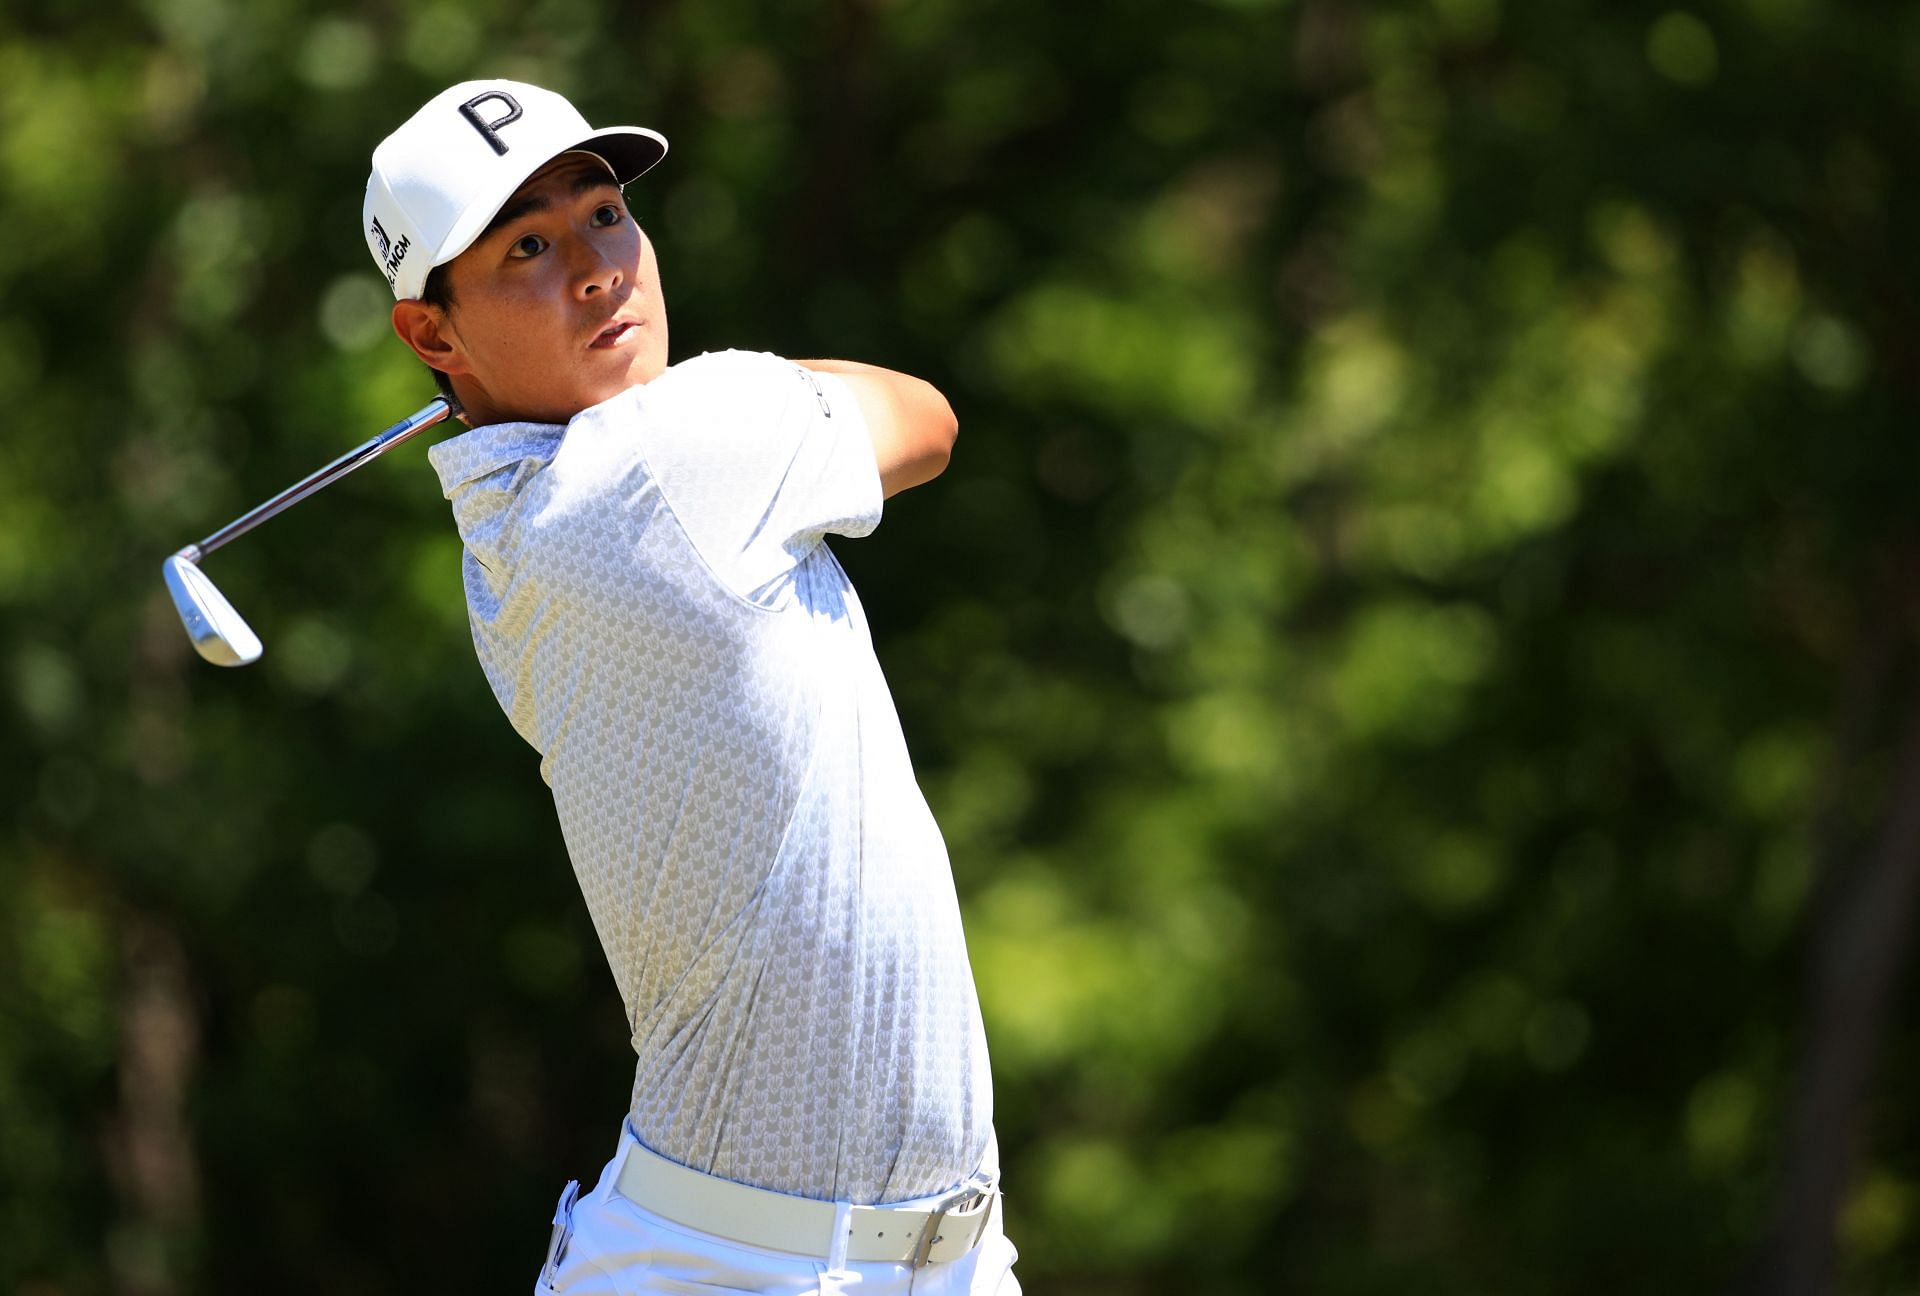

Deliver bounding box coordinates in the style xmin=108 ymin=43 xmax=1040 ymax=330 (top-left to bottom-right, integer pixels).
xmin=176 ymin=396 xmax=459 ymax=564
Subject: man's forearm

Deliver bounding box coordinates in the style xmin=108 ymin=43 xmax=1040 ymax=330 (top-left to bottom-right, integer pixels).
xmin=792 ymin=358 xmax=883 ymax=376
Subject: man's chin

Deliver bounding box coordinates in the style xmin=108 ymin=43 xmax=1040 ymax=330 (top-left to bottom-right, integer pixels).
xmin=580 ymin=358 xmax=664 ymax=411
xmin=587 ymin=343 xmax=666 ymax=390
xmin=617 ymin=338 xmax=670 ymax=388
xmin=466 ymin=355 xmax=667 ymax=425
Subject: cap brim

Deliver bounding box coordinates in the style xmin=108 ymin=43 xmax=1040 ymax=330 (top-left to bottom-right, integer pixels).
xmin=575 ymin=127 xmax=669 ymax=184
xmin=422 ymin=125 xmax=670 ymax=290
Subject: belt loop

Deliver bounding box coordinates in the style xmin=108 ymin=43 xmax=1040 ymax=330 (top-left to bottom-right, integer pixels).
xmin=599 ymin=1121 xmax=638 ymax=1204
xmin=825 ymin=1200 xmax=853 ymax=1274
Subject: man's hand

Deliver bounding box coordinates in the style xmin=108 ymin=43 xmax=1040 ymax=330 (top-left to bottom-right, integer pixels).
xmin=793 ymin=359 xmax=958 ymax=498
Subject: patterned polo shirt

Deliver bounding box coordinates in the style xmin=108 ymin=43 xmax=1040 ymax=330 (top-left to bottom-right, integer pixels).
xmin=426 ymin=349 xmax=991 ymax=1205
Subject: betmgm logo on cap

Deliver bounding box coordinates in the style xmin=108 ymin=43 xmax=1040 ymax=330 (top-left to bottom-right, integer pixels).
xmin=363 ymin=79 xmax=668 ymax=301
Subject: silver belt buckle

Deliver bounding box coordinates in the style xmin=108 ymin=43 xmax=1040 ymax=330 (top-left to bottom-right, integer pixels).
xmin=908 ymin=1177 xmax=992 ymax=1270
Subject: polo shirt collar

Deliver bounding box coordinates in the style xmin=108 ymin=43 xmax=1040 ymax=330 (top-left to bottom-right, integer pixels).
xmin=426 ymin=418 xmax=566 ymax=497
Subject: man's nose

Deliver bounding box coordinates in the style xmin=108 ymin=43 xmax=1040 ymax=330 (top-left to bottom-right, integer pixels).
xmin=575 ymin=242 xmax=623 ymax=299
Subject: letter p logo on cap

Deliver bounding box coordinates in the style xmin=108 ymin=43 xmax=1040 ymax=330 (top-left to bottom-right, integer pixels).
xmin=458 ymin=90 xmax=524 ymax=156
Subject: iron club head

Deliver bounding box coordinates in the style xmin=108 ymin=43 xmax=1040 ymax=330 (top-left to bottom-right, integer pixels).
xmin=159 ymin=396 xmax=456 ymax=669
xmin=163 ymin=551 xmax=264 ymax=667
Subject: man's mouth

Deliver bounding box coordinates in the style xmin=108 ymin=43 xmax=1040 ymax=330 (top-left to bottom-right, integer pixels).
xmin=589 ymin=320 xmax=638 ymax=349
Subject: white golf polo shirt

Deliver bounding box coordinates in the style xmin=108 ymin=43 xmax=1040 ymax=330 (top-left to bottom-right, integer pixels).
xmin=426 ymin=349 xmax=992 ymax=1206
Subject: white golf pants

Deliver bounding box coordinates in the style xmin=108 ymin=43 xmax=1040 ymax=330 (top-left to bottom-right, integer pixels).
xmin=535 ymin=1124 xmax=1022 ymax=1295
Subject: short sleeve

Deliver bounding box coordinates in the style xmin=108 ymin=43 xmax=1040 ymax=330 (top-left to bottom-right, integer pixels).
xmin=619 ymin=350 xmax=883 ymax=604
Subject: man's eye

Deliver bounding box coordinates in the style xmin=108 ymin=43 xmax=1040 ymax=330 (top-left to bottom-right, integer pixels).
xmin=592 ymin=204 xmax=624 ymax=227
xmin=509 ymin=234 xmax=548 ymax=259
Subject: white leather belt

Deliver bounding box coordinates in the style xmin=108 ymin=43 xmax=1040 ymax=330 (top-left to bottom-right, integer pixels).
xmin=612 ymin=1133 xmax=999 ymax=1268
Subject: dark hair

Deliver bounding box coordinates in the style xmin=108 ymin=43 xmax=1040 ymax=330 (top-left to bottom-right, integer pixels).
xmin=420 ymin=263 xmax=456 ymax=401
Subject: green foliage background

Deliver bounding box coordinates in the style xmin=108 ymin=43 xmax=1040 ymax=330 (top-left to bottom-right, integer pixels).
xmin=3 ymin=0 xmax=1918 ymax=1291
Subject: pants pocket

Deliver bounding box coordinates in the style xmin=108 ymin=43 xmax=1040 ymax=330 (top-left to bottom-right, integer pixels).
xmin=968 ymin=1231 xmax=1021 ymax=1295
xmin=538 ymin=1178 xmax=583 ymax=1291
xmin=966 ymin=1196 xmax=1020 ymax=1296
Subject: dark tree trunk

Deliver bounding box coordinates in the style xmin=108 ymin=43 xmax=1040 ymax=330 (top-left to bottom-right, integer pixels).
xmin=104 ymin=914 xmax=201 ymax=1296
xmin=1742 ymin=673 xmax=1920 ymax=1295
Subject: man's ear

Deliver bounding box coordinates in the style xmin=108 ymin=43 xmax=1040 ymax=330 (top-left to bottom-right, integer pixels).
xmin=391 ymin=299 xmax=470 ymax=376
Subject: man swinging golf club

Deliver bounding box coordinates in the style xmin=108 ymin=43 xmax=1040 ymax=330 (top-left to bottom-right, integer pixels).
xmin=365 ymin=80 xmax=1017 ymax=1293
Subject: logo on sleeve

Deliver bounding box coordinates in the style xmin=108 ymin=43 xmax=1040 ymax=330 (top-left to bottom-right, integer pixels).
xmin=794 ymin=366 xmax=832 ymax=417
xmin=459 ymin=90 xmax=524 ymax=156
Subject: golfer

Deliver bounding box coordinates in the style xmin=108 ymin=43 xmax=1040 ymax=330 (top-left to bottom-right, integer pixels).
xmin=365 ymin=80 xmax=1017 ymax=1294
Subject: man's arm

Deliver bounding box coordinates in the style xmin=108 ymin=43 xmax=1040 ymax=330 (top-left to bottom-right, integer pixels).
xmin=792 ymin=359 xmax=958 ymax=499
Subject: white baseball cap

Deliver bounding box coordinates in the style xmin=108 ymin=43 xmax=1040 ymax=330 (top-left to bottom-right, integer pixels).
xmin=364 ymin=78 xmax=668 ymax=301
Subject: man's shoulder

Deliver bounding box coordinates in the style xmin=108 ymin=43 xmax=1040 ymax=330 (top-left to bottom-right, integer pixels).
xmin=651 ymin=348 xmax=788 ymax=394
xmin=608 ymin=350 xmax=810 ymax=438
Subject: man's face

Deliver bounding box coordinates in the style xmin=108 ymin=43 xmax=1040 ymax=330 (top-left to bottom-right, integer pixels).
xmin=420 ymin=152 xmax=668 ymax=425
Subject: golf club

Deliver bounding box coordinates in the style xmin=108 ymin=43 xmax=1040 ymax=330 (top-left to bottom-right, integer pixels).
xmin=162 ymin=395 xmax=460 ymax=667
